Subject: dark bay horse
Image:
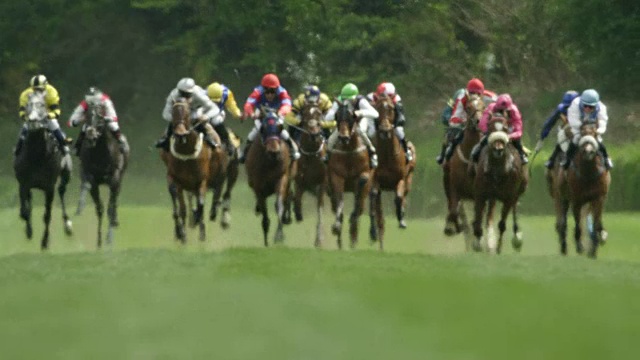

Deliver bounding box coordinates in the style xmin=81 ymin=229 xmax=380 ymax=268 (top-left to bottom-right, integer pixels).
xmin=160 ymin=98 xmax=213 ymax=243
xmin=328 ymin=101 xmax=372 ymax=249
xmin=472 ymin=117 xmax=528 ymax=254
xmin=78 ymin=107 xmax=129 ymax=248
xmin=566 ymin=124 xmax=611 ymax=258
xmin=208 ymin=128 xmax=240 ymax=229
xmin=546 ymin=141 xmax=575 ymax=255
xmin=369 ymin=94 xmax=416 ymax=250
xmin=245 ymin=110 xmax=295 ymax=246
xmin=442 ymin=94 xmax=486 ymax=249
xmin=293 ymin=103 xmax=328 ymax=247
xmin=14 ymin=91 xmax=72 ymax=250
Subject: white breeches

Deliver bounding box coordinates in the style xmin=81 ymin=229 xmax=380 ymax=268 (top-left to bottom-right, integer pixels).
xmin=47 ymin=119 xmax=61 ymax=132
xmin=359 ymin=117 xmax=375 ymax=138
xmin=395 ymin=126 xmax=405 ymax=140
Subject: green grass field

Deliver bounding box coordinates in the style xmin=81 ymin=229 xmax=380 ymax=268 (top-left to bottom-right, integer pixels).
xmin=1 ymin=199 xmax=639 ymax=359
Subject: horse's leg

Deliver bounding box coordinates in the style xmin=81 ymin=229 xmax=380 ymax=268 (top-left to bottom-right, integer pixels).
xmin=106 ymin=177 xmax=122 ymax=246
xmin=571 ymin=201 xmax=583 ymax=255
xmin=588 ymin=198 xmax=607 ymax=259
xmin=178 ymin=188 xmax=189 ymax=242
xmin=330 ymin=174 xmax=345 ymax=249
xmin=459 ymin=203 xmax=473 ymax=251
xmin=511 ymin=200 xmax=523 ymax=251
xmin=294 ymin=178 xmax=304 ymax=222
xmin=58 ymin=167 xmax=73 ymax=236
xmin=472 ymin=197 xmax=486 ymax=252
xmin=89 ymin=182 xmax=104 ymax=249
xmin=41 ymin=188 xmax=55 ymax=250
xmin=555 ymin=197 xmax=570 ymax=255
xmin=443 ymin=170 xmax=459 ymax=236
xmin=209 ymin=185 xmax=222 ymax=222
xmin=258 ymin=196 xmax=270 ymax=247
xmin=368 ymin=184 xmax=378 ymax=242
xmin=495 ymin=202 xmax=512 ymax=254
xmin=274 ymin=175 xmax=288 ymax=243
xmin=395 ymin=179 xmax=407 ymax=229
xmin=220 ymin=160 xmax=238 ymax=229
xmin=168 ymin=182 xmax=185 ymax=243
xmin=375 ymin=188 xmax=384 ymax=251
xmin=314 ymin=184 xmax=325 ymax=248
xmin=484 ymin=200 xmax=496 ymax=251
xmin=75 ymin=177 xmax=91 ymax=216
xmin=349 ymin=175 xmax=370 ymax=248
xmin=19 ymin=184 xmax=33 ymax=240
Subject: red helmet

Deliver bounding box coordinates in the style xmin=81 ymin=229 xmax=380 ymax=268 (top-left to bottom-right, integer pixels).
xmin=261 ymin=73 xmax=280 ymax=88
xmin=466 ymin=78 xmax=485 ymax=94
xmin=376 ymin=82 xmax=386 ymax=95
xmin=495 ymin=94 xmax=513 ymax=110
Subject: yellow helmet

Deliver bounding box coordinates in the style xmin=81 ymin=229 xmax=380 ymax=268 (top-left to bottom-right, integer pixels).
xmin=207 ymin=82 xmax=223 ymax=102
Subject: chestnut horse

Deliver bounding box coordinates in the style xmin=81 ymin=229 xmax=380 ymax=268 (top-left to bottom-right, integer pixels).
xmin=472 ymin=117 xmax=528 ymax=253
xmin=14 ymin=91 xmax=73 ymax=250
xmin=245 ymin=109 xmax=294 ymax=246
xmin=160 ymin=98 xmax=214 ymax=243
xmin=328 ymin=101 xmax=372 ymax=249
xmin=442 ymin=94 xmax=487 ymax=249
xmin=293 ymin=103 xmax=328 ymax=247
xmin=368 ymin=94 xmax=416 ymax=250
xmin=566 ymin=123 xmax=611 ymax=258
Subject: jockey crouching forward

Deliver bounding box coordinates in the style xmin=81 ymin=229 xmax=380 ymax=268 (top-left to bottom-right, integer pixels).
xmin=367 ymin=82 xmax=413 ymax=162
xmin=68 ymin=87 xmax=129 ymax=155
xmin=471 ymin=94 xmax=528 ymax=166
xmin=156 ymin=78 xmax=221 ymax=151
xmin=536 ymin=90 xmax=580 ymax=169
xmin=562 ymin=89 xmax=612 ymax=170
xmin=15 ymin=74 xmax=70 ymax=162
xmin=324 ymin=83 xmax=379 ymax=169
xmin=285 ymin=85 xmax=335 ymax=142
xmin=239 ymin=73 xmax=300 ymax=163
xmin=207 ymin=81 xmax=242 ymax=155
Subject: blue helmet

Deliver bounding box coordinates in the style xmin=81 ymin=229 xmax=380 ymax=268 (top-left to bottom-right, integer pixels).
xmin=562 ymin=90 xmax=579 ymax=106
xmin=580 ymin=89 xmax=600 ymax=106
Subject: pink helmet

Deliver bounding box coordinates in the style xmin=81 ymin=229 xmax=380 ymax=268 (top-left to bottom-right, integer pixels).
xmin=495 ymin=94 xmax=513 ymax=110
xmin=261 ymin=73 xmax=280 ymax=88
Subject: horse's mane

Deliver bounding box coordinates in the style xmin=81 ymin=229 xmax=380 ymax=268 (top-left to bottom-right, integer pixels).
xmin=336 ymin=101 xmax=355 ymax=126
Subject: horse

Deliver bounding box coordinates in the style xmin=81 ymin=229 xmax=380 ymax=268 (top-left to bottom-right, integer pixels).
xmin=206 ymin=127 xmax=238 ymax=229
xmin=292 ymin=103 xmax=328 ymax=247
xmin=442 ymin=93 xmax=488 ymax=249
xmin=78 ymin=105 xmax=129 ymax=248
xmin=471 ymin=116 xmax=528 ymax=254
xmin=160 ymin=97 xmax=214 ymax=243
xmin=328 ymin=100 xmax=373 ymax=249
xmin=368 ymin=94 xmax=416 ymax=250
xmin=245 ymin=109 xmax=295 ymax=246
xmin=565 ymin=123 xmax=611 ymax=258
xmin=13 ymin=90 xmax=73 ymax=250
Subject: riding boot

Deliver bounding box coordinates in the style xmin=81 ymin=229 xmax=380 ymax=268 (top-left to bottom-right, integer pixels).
xmin=239 ymin=140 xmax=252 ymax=164
xmin=545 ymin=144 xmax=561 ymax=169
xmin=599 ymin=141 xmax=613 ymax=169
xmin=52 ymin=128 xmax=70 ymax=154
xmin=75 ymin=130 xmax=86 ymax=156
xmin=562 ymin=142 xmax=577 ymax=169
xmin=512 ymin=139 xmax=528 ymax=164
xmin=400 ymin=137 xmax=413 ymax=162
xmin=471 ymin=136 xmax=488 ymax=163
xmin=14 ymin=127 xmax=27 ymax=156
xmin=112 ymin=129 xmax=129 ymax=154
xmin=286 ymin=138 xmax=301 ymax=160
xmin=436 ymin=143 xmax=447 ymax=165
xmin=155 ymin=123 xmax=173 ymax=150
xmin=213 ymin=124 xmax=233 ymax=155
xmin=201 ymin=122 xmax=219 ymax=148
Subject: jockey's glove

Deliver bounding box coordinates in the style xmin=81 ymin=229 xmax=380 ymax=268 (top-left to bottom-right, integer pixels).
xmin=354 ymin=110 xmax=363 ymax=118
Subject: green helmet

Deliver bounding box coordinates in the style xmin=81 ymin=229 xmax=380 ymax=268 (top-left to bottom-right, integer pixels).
xmin=580 ymin=89 xmax=600 ymax=106
xmin=340 ymin=83 xmax=359 ymax=100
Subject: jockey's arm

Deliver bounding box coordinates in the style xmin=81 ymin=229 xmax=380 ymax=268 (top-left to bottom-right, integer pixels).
xmin=448 ymin=95 xmax=466 ymax=127
xmin=596 ymin=102 xmax=608 ymax=136
xmin=68 ymin=103 xmax=87 ymax=127
xmin=540 ymin=107 xmax=562 ymax=140
xmin=356 ymin=98 xmax=378 ymax=119
xmin=225 ymin=91 xmax=242 ymax=119
xmin=567 ymin=100 xmax=582 ymax=143
xmin=324 ymin=101 xmax=338 ymax=122
xmin=277 ymin=93 xmax=293 ymax=118
xmin=103 ymin=97 xmax=118 ymax=122
xmin=478 ymin=106 xmax=492 ymax=134
xmin=162 ymin=92 xmax=174 ymax=122
xmin=319 ymin=94 xmax=333 ymax=113
xmin=18 ymin=89 xmax=30 ymax=119
xmin=243 ymin=89 xmax=261 ymax=119
xmin=44 ymin=85 xmax=61 ymax=119
xmin=508 ymin=106 xmax=523 ymax=140
xmin=194 ymin=90 xmax=221 ymax=120
xmin=285 ymin=111 xmax=301 ymax=126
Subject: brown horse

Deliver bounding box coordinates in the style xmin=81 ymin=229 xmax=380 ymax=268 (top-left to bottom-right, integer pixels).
xmin=546 ymin=137 xmax=577 ymax=255
xmin=566 ymin=123 xmax=611 ymax=258
xmin=245 ymin=110 xmax=294 ymax=246
xmin=328 ymin=101 xmax=372 ymax=249
xmin=160 ymin=98 xmax=214 ymax=243
xmin=293 ymin=103 xmax=328 ymax=247
xmin=207 ymin=127 xmax=239 ymax=229
xmin=442 ymin=94 xmax=486 ymax=249
xmin=368 ymin=94 xmax=416 ymax=250
xmin=472 ymin=116 xmax=528 ymax=253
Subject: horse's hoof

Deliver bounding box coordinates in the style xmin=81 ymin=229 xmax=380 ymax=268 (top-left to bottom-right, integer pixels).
xmin=26 ymin=225 xmax=33 ymax=240
xmin=64 ymin=220 xmax=73 ymax=236
xmin=576 ymin=243 xmax=584 ymax=254
xmin=511 ymin=232 xmax=523 ymax=252
xmin=210 ymin=212 xmax=217 ymax=222
xmin=332 ymin=223 xmax=341 ymax=236
xmin=369 ymin=228 xmax=378 ymax=242
xmin=295 ymin=212 xmax=303 ymax=222
xmin=399 ymin=220 xmax=407 ymax=229
xmin=599 ymin=230 xmax=608 ymax=245
xmin=560 ymin=243 xmax=567 ymax=256
xmin=444 ymin=226 xmax=456 ymax=237
xmin=472 ymin=240 xmax=483 ymax=252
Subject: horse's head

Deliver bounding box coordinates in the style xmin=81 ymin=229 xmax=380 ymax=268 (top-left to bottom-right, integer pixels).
xmin=578 ymin=135 xmax=600 ymax=162
xmin=465 ymin=94 xmax=485 ymax=130
xmin=260 ymin=110 xmax=283 ymax=157
xmin=83 ymin=104 xmax=109 ymax=148
xmin=375 ymin=94 xmax=395 ymax=138
xmin=171 ymin=97 xmax=192 ymax=136
xmin=25 ymin=91 xmax=48 ymax=131
xmin=487 ymin=115 xmax=510 ymax=160
xmin=301 ymin=103 xmax=324 ymax=143
xmin=336 ymin=100 xmax=356 ymax=145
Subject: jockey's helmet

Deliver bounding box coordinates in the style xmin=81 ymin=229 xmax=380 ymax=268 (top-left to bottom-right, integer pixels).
xmin=208 ymin=82 xmax=224 ymax=102
xmin=177 ymin=78 xmax=196 ymax=94
xmin=466 ymin=78 xmax=484 ymax=94
xmin=562 ymin=90 xmax=579 ymax=106
xmin=30 ymin=74 xmax=48 ymax=90
xmin=376 ymin=82 xmax=396 ymax=97
xmin=495 ymin=94 xmax=513 ymax=110
xmin=340 ymin=83 xmax=359 ymax=100
xmin=304 ymin=85 xmax=320 ymax=103
xmin=261 ymin=73 xmax=280 ymax=89
xmin=580 ymin=89 xmax=600 ymax=107
xmin=85 ymin=87 xmax=103 ymax=106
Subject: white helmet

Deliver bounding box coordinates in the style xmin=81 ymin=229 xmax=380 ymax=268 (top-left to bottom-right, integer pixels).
xmin=84 ymin=86 xmax=103 ymax=106
xmin=177 ymin=78 xmax=196 ymax=94
xmin=383 ymin=82 xmax=396 ymax=96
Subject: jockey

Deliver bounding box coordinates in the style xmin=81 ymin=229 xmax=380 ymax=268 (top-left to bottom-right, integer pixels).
xmin=471 ymin=94 xmax=528 ymax=165
xmin=438 ymin=78 xmax=497 ymax=165
xmin=562 ymin=89 xmax=612 ymax=169
xmin=324 ymin=83 xmax=379 ymax=169
xmin=286 ymin=84 xmax=334 ymax=141
xmin=537 ymin=90 xmax=580 ymax=168
xmin=238 ymin=73 xmax=300 ymax=163
xmin=156 ymin=77 xmax=221 ymax=150
xmin=68 ymin=87 xmax=129 ymax=155
xmin=366 ymin=82 xmax=413 ymax=162
xmin=206 ymin=81 xmax=241 ymax=154
xmin=15 ymin=74 xmax=70 ymax=157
